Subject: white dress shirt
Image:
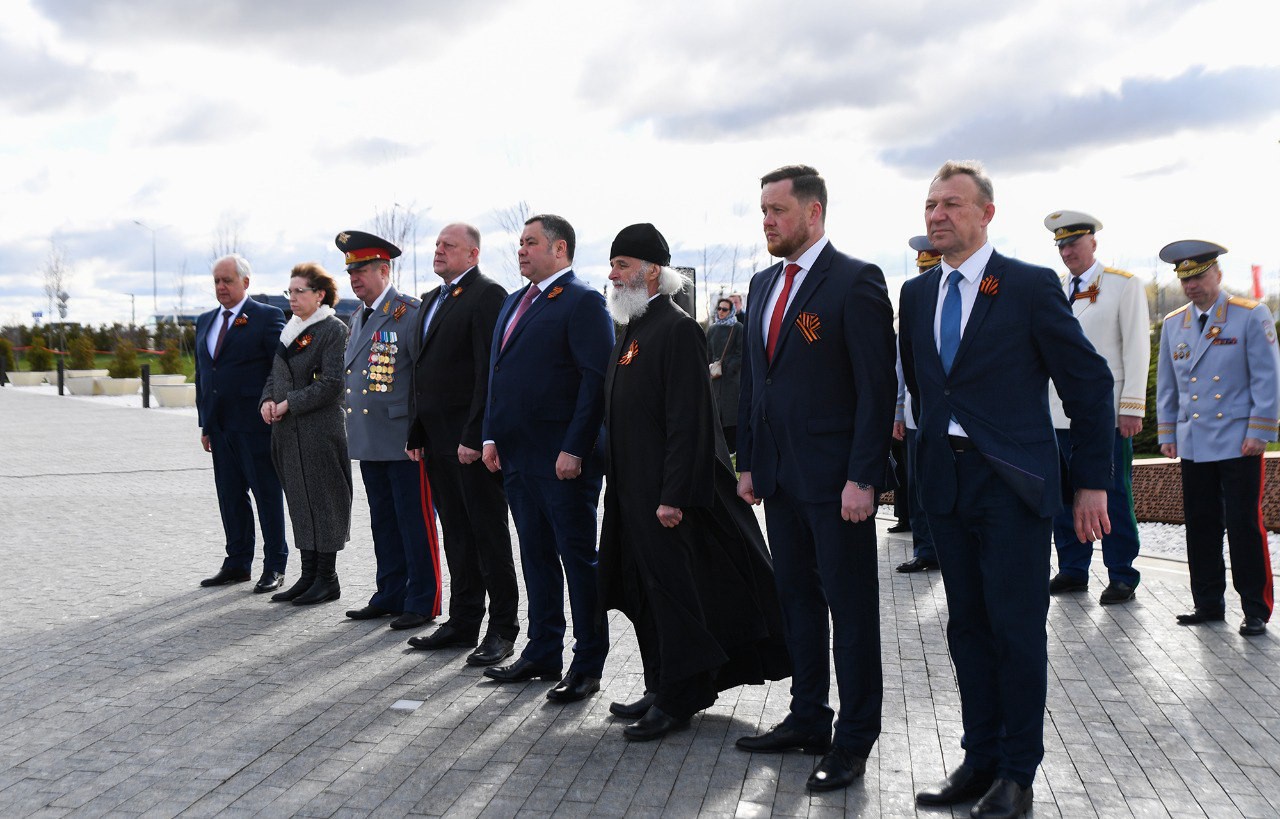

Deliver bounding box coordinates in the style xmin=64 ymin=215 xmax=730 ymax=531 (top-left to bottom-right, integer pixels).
xmin=206 ymin=295 xmax=249 ymax=358
xmin=760 ymin=235 xmax=829 ymax=349
xmin=933 ymin=242 xmax=995 ymax=437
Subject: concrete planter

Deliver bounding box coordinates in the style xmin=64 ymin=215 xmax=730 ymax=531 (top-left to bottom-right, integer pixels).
xmin=65 ymin=369 xmax=108 ymax=379
xmin=41 ymin=370 xmax=59 ymax=383
xmin=93 ymin=377 xmax=142 ymax=396
xmin=152 ymin=383 xmax=196 ymax=408
xmin=148 ymin=374 xmax=188 ymax=386
xmin=64 ymin=376 xmax=99 ymax=395
xmin=4 ymin=371 xmax=46 ymax=386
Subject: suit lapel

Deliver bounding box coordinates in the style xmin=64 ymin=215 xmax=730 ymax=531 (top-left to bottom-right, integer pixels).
xmin=950 ymin=252 xmax=1004 ymax=370
xmin=1189 ymin=293 xmax=1226 ymax=369
xmin=914 ymin=266 xmax=946 ymax=379
xmin=502 ymin=271 xmax=573 ymax=354
xmin=768 ymin=244 xmax=833 ymax=367
xmin=422 ymin=267 xmax=477 ymax=351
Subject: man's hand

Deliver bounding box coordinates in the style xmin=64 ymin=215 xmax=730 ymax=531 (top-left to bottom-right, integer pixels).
xmin=458 ymin=444 xmax=481 ymax=465
xmin=1072 ymin=488 xmax=1111 ymax=544
xmin=1242 ymin=437 xmax=1267 ymax=457
xmin=737 ymin=471 xmax=758 ymax=505
xmin=1160 ymin=443 xmax=1178 ymax=459
xmin=1119 ymin=415 xmax=1142 ymax=438
xmin=555 ymin=451 xmax=582 ymax=480
xmin=892 ymin=421 xmax=906 ymax=441
xmin=482 ymin=443 xmax=501 ymax=473
xmin=201 ymin=434 xmax=212 ymax=453
xmin=259 ymin=401 xmax=276 ymax=425
xmin=656 ymin=504 xmax=683 ymax=528
xmin=406 ymin=447 xmax=423 ymax=462
xmin=841 ymin=481 xmax=875 ymax=523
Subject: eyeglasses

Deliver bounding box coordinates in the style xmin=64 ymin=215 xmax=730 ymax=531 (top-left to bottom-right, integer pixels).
xmin=284 ymin=287 xmax=318 ymax=297
xmin=716 ymin=306 xmax=731 ymax=312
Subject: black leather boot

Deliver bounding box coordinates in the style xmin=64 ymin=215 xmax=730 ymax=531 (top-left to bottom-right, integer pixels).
xmin=293 ymin=551 xmax=340 ymax=605
xmin=271 ymin=550 xmax=316 ymax=602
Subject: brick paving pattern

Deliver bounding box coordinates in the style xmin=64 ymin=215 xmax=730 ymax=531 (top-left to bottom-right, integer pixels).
xmin=1 ymin=386 xmax=1278 ymax=817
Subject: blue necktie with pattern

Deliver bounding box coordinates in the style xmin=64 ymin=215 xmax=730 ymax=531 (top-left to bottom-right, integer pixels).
xmin=940 ymin=269 xmax=963 ymax=374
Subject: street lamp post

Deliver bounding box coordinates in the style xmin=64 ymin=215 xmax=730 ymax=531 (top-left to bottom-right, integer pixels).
xmin=133 ymin=220 xmax=159 ymax=314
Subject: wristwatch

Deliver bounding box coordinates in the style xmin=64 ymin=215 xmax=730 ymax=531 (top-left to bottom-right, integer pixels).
xmin=855 ymin=482 xmax=872 ymax=491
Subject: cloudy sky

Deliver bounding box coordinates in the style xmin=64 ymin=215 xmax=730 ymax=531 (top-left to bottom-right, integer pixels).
xmin=2 ymin=0 xmax=1277 ymax=328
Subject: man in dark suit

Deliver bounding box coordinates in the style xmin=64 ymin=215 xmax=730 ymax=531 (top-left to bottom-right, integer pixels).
xmin=899 ymin=160 xmax=1114 ymax=819
xmin=195 ymin=254 xmax=288 ymax=592
xmin=405 ymin=223 xmax=519 ymax=666
xmin=480 ymin=214 xmax=614 ymax=704
xmin=735 ymin=165 xmax=897 ymax=792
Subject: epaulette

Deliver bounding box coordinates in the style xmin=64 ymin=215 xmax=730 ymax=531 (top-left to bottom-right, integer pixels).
xmin=1228 ymin=295 xmax=1260 ymax=310
xmin=1102 ymin=266 xmax=1134 ymax=279
xmin=396 ymin=294 xmax=421 ymax=308
xmin=1164 ymin=304 xmax=1190 ymax=321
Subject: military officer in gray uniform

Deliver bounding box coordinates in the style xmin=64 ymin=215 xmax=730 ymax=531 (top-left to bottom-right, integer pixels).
xmin=1156 ymin=240 xmax=1280 ymax=637
xmin=338 ymin=230 xmax=441 ymax=630
xmin=1044 ymin=211 xmax=1150 ymax=605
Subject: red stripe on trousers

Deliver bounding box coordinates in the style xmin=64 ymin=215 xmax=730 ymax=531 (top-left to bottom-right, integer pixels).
xmin=418 ymin=459 xmax=443 ymax=617
xmin=1254 ymin=457 xmax=1274 ymax=618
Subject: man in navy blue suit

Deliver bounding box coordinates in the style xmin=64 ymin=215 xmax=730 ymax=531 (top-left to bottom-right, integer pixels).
xmin=480 ymin=214 xmax=614 ymax=704
xmin=195 ymin=254 xmax=288 ymax=592
xmin=899 ymin=161 xmax=1114 ymax=819
xmin=734 ymin=165 xmax=897 ymax=792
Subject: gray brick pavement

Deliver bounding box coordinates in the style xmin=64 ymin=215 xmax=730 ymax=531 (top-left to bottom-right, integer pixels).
xmin=1 ymin=386 xmax=1278 ymax=817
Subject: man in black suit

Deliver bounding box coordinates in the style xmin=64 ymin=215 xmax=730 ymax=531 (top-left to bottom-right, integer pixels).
xmin=899 ymin=161 xmax=1113 ymax=819
xmin=194 ymin=254 xmax=288 ymax=592
xmin=735 ymin=165 xmax=897 ymax=792
xmin=405 ymin=223 xmax=519 ymax=667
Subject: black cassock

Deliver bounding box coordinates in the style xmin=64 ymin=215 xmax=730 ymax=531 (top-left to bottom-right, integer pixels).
xmin=599 ymin=296 xmax=790 ymax=718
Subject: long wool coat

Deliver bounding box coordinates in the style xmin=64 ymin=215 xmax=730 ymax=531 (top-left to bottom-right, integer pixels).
xmin=598 ymin=296 xmax=791 ymax=699
xmin=261 ymin=315 xmax=352 ymax=552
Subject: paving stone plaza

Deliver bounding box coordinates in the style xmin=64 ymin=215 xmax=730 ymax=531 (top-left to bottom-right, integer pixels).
xmin=1 ymin=386 xmax=1278 ymax=817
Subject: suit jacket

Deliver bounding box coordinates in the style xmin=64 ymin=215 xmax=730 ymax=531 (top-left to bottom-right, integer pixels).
xmin=899 ymin=250 xmax=1114 ymax=517
xmin=406 ymin=267 xmax=507 ymax=455
xmin=195 ymin=297 xmax=286 ymax=436
xmin=1048 ymin=264 xmax=1151 ymax=428
xmin=343 ymin=286 xmax=421 ymax=462
xmin=1156 ymin=293 xmax=1280 ymax=462
xmin=736 ymin=241 xmax=897 ymax=503
xmin=483 ymin=271 xmax=614 ymax=479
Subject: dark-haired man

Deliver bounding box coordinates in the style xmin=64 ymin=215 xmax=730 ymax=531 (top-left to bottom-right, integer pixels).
xmin=735 ymin=165 xmax=897 ymax=792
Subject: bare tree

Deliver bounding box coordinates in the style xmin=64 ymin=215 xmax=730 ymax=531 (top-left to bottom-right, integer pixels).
xmin=493 ymin=200 xmax=532 ymax=287
xmin=371 ymin=203 xmax=424 ymax=292
xmin=41 ymin=240 xmax=72 ymax=350
xmin=209 ymin=212 xmax=246 ymax=265
xmin=173 ymin=258 xmax=189 ymax=319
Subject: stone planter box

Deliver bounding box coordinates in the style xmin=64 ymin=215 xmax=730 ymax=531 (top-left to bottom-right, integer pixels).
xmin=93 ymin=377 xmax=141 ymax=396
xmin=42 ymin=370 xmax=58 ymax=382
xmin=64 ymin=376 xmax=99 ymax=395
xmin=148 ymin=374 xmax=188 ymax=386
xmin=4 ymin=371 xmax=46 ymax=386
xmin=152 ymin=383 xmax=196 ymax=407
xmin=65 ymin=369 xmax=108 ymax=379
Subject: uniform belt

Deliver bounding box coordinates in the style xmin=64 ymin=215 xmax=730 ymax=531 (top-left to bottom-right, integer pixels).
xmin=948 ymin=435 xmax=976 ymax=453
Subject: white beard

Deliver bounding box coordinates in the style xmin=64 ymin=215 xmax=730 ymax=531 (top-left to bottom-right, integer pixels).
xmin=606 ymin=283 xmax=652 ymax=325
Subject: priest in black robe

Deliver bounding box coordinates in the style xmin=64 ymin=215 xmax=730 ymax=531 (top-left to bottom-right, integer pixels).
xmin=598 ymin=223 xmax=791 ymax=742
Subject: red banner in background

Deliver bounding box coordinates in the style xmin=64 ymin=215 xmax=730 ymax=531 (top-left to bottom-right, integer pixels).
xmin=1253 ymin=265 xmax=1264 ymax=300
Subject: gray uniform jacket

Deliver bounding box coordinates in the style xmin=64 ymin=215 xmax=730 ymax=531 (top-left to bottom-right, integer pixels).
xmin=343 ymin=287 xmax=422 ymax=462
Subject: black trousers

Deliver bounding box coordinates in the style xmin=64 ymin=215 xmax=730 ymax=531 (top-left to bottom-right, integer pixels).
xmin=1181 ymin=455 xmax=1274 ymax=621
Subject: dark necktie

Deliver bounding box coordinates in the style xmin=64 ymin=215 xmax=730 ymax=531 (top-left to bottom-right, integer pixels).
xmin=212 ymin=309 xmax=232 ymax=360
xmin=1070 ymin=276 xmax=1082 ymax=302
xmin=361 ymin=306 xmax=374 ymax=328
xmin=425 ymin=287 xmax=449 ymax=337
xmin=765 ymin=264 xmax=800 ymax=362
xmin=501 ymin=284 xmax=541 ymax=350
xmin=1198 ymin=313 xmax=1208 ymax=334
xmin=940 ymin=269 xmax=963 ymax=374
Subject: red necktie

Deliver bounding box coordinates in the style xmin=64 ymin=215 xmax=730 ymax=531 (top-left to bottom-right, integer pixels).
xmin=213 ymin=309 xmax=232 ymax=360
xmin=765 ymin=264 xmax=800 ymax=362
xmin=501 ymin=284 xmax=541 ymax=350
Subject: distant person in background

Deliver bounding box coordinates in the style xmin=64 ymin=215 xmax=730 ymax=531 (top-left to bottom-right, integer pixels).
xmin=729 ymin=292 xmax=747 ymax=327
xmin=260 ymin=263 xmax=352 ymax=605
xmin=706 ymin=297 xmax=743 ymax=453
xmin=1157 ymin=240 xmax=1280 ymax=637
xmin=195 ymin=254 xmax=289 ymax=593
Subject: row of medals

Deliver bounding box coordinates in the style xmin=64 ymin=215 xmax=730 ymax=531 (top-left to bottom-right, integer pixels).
xmin=369 ymin=338 xmax=397 ymax=392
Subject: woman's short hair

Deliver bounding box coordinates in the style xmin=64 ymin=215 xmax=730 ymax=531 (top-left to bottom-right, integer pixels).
xmin=291 ymin=262 xmax=338 ymax=307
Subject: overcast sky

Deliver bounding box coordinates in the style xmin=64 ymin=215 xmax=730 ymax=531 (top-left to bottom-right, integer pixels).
xmin=2 ymin=0 xmax=1277 ymax=327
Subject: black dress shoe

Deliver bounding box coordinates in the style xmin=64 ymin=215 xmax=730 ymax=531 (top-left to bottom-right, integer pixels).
xmin=1176 ymin=608 xmax=1225 ymax=625
xmin=971 ymin=777 xmax=1033 ymax=819
xmin=200 ymin=568 xmax=251 ymax=587
xmin=896 ymin=556 xmax=938 ymax=573
xmin=623 ymin=705 xmax=689 ymax=741
xmin=483 ymin=657 xmax=561 ymax=683
xmin=389 ymin=612 xmax=434 ymax=630
xmin=1099 ymin=581 xmax=1136 ymax=605
xmin=253 ymin=571 xmax=285 ymax=593
xmin=806 ymin=746 xmax=866 ymax=791
xmin=408 ymin=623 xmax=479 ymax=650
xmin=547 ymin=671 xmax=601 ymax=703
xmin=735 ymin=722 xmax=831 ymax=754
xmin=346 ymin=604 xmax=394 ymax=620
xmin=610 ymin=691 xmax=656 ymax=719
xmin=1048 ymin=573 xmax=1088 ymax=594
xmin=466 ymin=634 xmax=515 ymax=667
xmin=1240 ymin=616 xmax=1268 ymax=636
xmin=887 ymin=521 xmax=912 ymax=533
xmin=916 ymin=763 xmax=997 ymax=805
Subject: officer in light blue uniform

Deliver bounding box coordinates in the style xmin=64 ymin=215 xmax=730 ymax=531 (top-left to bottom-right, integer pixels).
xmin=1156 ymin=240 xmax=1280 ymax=637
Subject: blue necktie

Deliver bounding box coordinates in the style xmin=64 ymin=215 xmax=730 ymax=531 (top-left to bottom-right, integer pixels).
xmin=425 ymin=287 xmax=448 ymax=338
xmin=940 ymin=269 xmax=963 ymax=374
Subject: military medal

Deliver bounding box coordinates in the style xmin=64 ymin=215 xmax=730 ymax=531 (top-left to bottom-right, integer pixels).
xmin=1206 ymin=325 xmax=1221 ymax=340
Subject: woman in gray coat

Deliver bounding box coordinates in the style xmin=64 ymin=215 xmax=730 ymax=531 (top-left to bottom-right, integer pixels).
xmin=706 ymin=297 xmax=743 ymax=453
xmin=260 ymin=262 xmax=352 ymax=605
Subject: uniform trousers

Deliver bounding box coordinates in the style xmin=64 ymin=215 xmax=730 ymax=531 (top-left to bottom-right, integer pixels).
xmin=1052 ymin=429 xmax=1140 ymax=586
xmin=359 ymin=459 xmax=441 ymax=617
xmin=210 ymin=428 xmax=288 ymax=574
xmin=905 ymin=430 xmax=935 ymax=561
